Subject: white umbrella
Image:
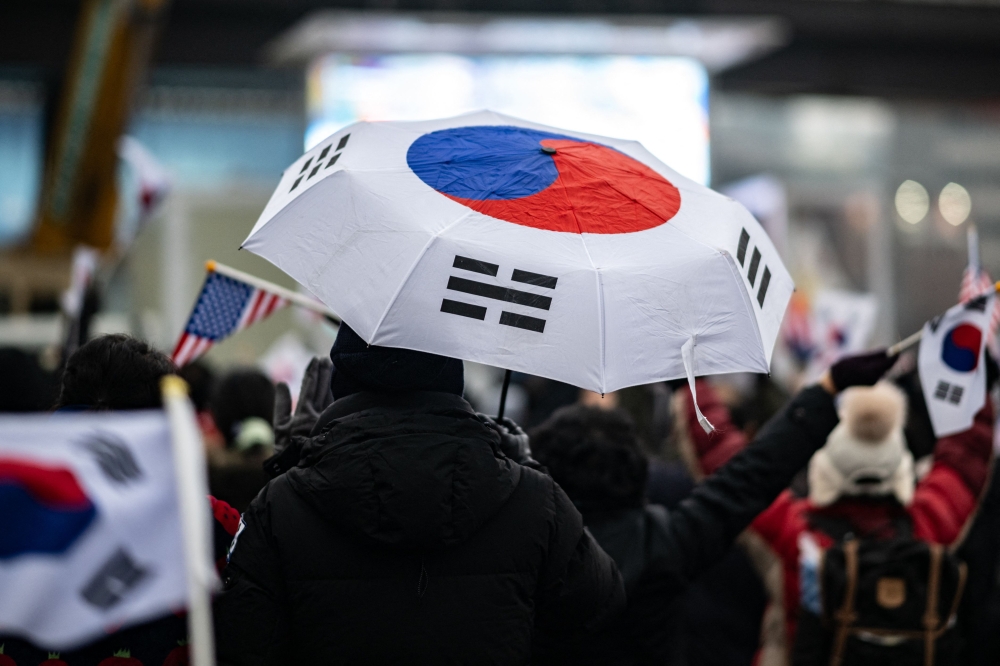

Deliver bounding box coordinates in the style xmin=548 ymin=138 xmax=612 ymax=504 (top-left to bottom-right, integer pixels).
xmin=243 ymin=111 xmax=793 ymax=428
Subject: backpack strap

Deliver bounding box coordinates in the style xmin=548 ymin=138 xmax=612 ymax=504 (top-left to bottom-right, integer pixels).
xmin=830 ymin=538 xmax=860 ymax=666
xmin=944 ymin=561 xmax=968 ymax=636
xmin=923 ymin=544 xmax=943 ymax=666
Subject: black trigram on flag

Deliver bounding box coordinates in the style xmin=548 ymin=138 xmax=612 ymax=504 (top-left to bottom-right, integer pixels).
xmin=934 ymin=380 xmax=965 ymax=405
xmin=737 ymin=228 xmax=771 ymax=308
xmin=80 ymin=432 xmax=143 ymax=484
xmin=965 ymin=294 xmax=989 ymax=312
xmin=441 ymin=255 xmax=557 ymax=333
xmin=80 ymin=548 xmax=149 ymax=610
xmin=289 ymin=133 xmax=350 ymax=193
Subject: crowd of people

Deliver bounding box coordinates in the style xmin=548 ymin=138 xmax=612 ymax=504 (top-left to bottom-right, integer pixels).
xmin=2 ymin=326 xmax=1000 ymax=666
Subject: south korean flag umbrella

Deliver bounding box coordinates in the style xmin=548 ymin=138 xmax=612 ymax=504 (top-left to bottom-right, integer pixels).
xmin=242 ymin=111 xmax=793 ymax=430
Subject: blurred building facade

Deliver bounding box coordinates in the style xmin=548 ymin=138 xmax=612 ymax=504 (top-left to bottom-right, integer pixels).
xmin=1 ymin=0 xmax=999 ymax=369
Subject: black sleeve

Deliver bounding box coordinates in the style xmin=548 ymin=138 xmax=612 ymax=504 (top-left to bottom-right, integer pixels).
xmin=532 ymin=482 xmax=626 ymax=654
xmin=214 ymin=484 xmax=291 ymax=666
xmin=655 ymin=385 xmax=839 ymax=590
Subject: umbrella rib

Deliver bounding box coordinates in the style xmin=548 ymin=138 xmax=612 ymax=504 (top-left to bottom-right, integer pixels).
xmin=575 ymin=230 xmax=606 ymax=394
xmin=547 ymin=160 xmax=605 ymax=390
xmin=649 ymin=219 xmax=769 ymax=372
xmin=719 ymin=249 xmax=767 ymax=364
xmin=367 ymin=211 xmax=476 ymax=344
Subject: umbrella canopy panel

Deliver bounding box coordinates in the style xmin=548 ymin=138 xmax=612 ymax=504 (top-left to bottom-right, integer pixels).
xmin=243 ymin=111 xmax=792 ymax=393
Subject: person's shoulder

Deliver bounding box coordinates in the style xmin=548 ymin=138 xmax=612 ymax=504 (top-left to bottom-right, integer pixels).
xmin=242 ymin=472 xmax=300 ymax=520
xmin=515 ymin=463 xmax=556 ymax=496
xmin=498 ymin=464 xmax=571 ymax=524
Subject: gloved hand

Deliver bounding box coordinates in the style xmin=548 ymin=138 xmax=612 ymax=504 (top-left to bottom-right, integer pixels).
xmin=478 ymin=413 xmax=542 ymax=469
xmin=827 ymin=349 xmax=898 ymax=393
xmin=273 ymin=356 xmax=335 ymax=453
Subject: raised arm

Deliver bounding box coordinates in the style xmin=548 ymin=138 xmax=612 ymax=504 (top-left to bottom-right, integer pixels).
xmin=910 ymin=402 xmax=995 ymax=545
xmin=651 ymin=351 xmax=896 ymax=590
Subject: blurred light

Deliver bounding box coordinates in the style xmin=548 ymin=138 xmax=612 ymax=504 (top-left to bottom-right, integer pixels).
xmin=895 ymin=180 xmax=929 ymax=224
xmin=939 ymin=182 xmax=971 ymax=226
xmin=306 ymin=54 xmax=711 ymax=185
xmin=269 ymin=12 xmax=789 ymax=73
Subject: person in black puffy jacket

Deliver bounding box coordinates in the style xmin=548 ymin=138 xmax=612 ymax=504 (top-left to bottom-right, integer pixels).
xmin=213 ymin=324 xmax=625 ymax=665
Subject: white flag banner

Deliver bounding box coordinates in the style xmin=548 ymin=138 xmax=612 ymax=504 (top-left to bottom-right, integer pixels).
xmin=0 ymin=411 xmax=198 ymax=649
xmin=804 ymin=290 xmax=878 ymax=382
xmin=918 ymin=294 xmax=993 ymax=437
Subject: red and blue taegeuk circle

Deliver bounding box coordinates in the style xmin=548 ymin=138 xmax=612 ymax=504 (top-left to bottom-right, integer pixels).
xmin=0 ymin=458 xmax=97 ymax=559
xmin=941 ymin=323 xmax=983 ymax=373
xmin=406 ymin=125 xmax=681 ymax=234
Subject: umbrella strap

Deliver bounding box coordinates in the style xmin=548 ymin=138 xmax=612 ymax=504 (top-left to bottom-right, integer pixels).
xmin=681 ymin=336 xmax=715 ymax=434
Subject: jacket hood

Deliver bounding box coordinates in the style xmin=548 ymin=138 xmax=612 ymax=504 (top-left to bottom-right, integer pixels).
xmin=286 ymin=391 xmax=520 ymax=550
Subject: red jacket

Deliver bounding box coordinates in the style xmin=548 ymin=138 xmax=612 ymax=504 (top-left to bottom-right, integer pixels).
xmin=677 ymin=381 xmax=995 ymax=658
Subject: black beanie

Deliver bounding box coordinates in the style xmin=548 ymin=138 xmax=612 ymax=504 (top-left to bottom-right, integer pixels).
xmin=329 ymin=324 xmax=464 ymax=400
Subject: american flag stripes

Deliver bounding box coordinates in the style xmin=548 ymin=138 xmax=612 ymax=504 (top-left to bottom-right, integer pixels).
xmin=172 ymin=271 xmax=288 ymax=367
xmin=959 ymin=266 xmax=999 ymax=350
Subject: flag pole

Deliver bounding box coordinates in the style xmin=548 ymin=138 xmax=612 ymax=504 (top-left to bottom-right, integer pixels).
xmin=887 ymin=280 xmax=1000 ymax=357
xmin=206 ymin=260 xmax=341 ymax=323
xmin=497 ymin=369 xmax=512 ymax=420
xmin=161 ymin=376 xmax=217 ymax=666
xmin=968 ymin=226 xmax=980 ymax=275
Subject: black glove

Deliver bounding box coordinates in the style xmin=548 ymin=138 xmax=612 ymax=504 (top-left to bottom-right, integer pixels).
xmin=272 ymin=356 xmax=335 ymax=453
xmin=829 ymin=349 xmax=898 ymax=392
xmin=477 ymin=414 xmax=543 ymax=470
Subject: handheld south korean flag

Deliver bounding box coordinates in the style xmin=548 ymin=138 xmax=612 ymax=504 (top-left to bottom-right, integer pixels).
xmin=918 ymin=293 xmax=994 ymax=437
xmin=0 ymin=387 xmax=216 ymax=651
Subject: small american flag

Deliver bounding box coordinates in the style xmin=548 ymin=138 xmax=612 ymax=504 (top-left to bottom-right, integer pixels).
xmin=959 ymin=266 xmax=999 ymax=345
xmin=172 ymin=271 xmax=288 ymax=367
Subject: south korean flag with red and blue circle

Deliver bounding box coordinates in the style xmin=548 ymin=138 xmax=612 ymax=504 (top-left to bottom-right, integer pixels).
xmin=245 ymin=112 xmax=794 ymax=394
xmin=919 ymin=293 xmax=995 ymax=437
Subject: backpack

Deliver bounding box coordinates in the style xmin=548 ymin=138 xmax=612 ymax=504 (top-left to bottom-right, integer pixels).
xmin=793 ymin=517 xmax=968 ymax=666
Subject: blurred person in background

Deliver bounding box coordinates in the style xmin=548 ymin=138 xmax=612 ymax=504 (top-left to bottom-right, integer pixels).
xmin=664 ymin=377 xmax=771 ymax=666
xmin=214 ymin=323 xmax=625 ymax=665
xmin=894 ymin=364 xmax=1000 ymax=666
xmin=528 ymin=351 xmax=897 ymax=666
xmin=178 ymin=358 xmax=224 ymax=448
xmin=0 ymin=347 xmax=59 ymax=412
xmin=2 ymin=333 xmax=241 ymax=666
xmin=693 ymin=363 xmax=996 ymax=665
xmin=54 ymin=334 xmax=175 ymax=411
xmin=207 ymin=367 xmax=276 ymax=512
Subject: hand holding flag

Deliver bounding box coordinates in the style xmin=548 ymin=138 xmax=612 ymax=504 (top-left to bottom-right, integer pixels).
xmin=0 ymin=381 xmax=215 ymax=661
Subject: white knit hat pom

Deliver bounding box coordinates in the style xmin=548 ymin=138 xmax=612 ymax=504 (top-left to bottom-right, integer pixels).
xmin=839 ymin=382 xmax=907 ymax=445
xmin=808 ymin=382 xmax=913 ymax=507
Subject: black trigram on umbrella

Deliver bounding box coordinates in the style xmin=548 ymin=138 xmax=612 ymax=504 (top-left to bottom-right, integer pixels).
xmin=440 ymin=255 xmax=557 ymax=333
xmin=289 ymin=133 xmax=350 ymax=193
xmin=737 ymin=228 xmax=771 ymax=308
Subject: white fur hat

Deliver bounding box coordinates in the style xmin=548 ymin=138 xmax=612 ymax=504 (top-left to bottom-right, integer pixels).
xmin=808 ymin=382 xmax=915 ymax=507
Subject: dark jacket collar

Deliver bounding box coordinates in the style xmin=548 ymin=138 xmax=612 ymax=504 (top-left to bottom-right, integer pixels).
xmin=311 ymin=390 xmax=478 ymax=436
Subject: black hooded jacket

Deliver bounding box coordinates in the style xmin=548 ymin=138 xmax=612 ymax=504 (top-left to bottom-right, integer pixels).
xmin=214 ymin=391 xmax=625 ymax=665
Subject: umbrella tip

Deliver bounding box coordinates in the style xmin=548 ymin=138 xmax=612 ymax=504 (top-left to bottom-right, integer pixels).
xmin=540 ymin=146 xmax=557 ymax=155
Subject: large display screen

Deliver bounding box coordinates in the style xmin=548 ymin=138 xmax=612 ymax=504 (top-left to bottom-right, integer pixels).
xmin=306 ymin=54 xmax=710 ymax=185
